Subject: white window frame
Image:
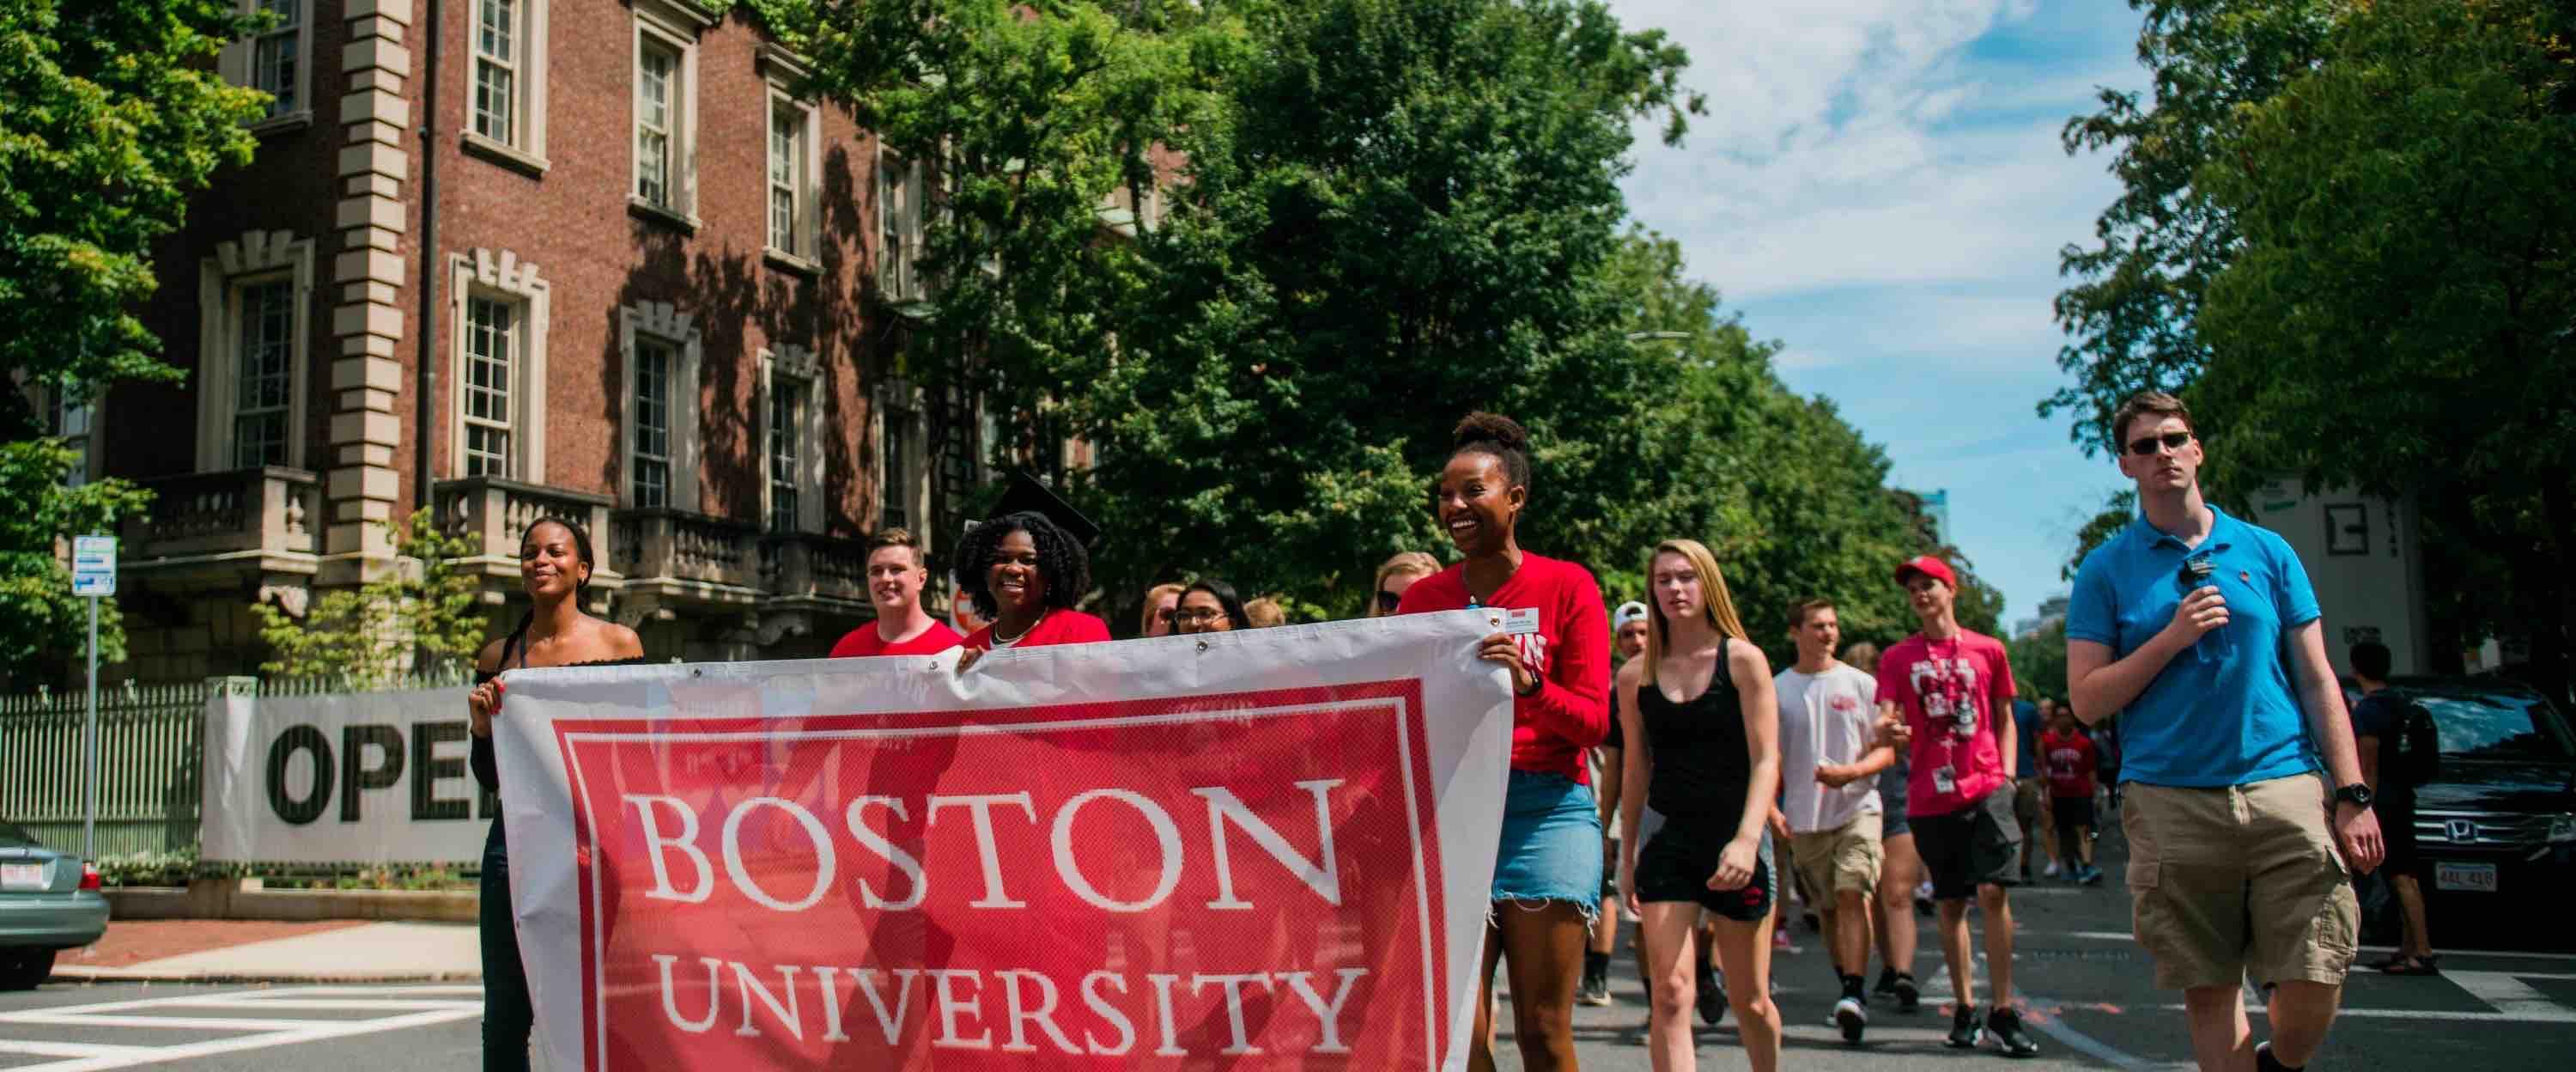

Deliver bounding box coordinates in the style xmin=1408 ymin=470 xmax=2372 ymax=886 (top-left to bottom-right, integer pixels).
xmin=762 ymin=51 xmax=823 ymax=274
xmin=617 ymin=302 xmax=702 ymax=511
xmin=447 ymin=249 xmax=550 ymax=482
xmin=878 ymin=147 xmax=929 ymax=304
xmin=757 ymin=345 xmax=826 ymax=533
xmin=222 ymin=0 xmax=313 ymax=133
xmin=196 ymin=230 xmax=315 ymax=472
xmin=874 ymin=380 xmax=930 ymax=533
xmin=27 ymin=382 xmax=102 ymax=488
xmin=629 ymin=0 xmax=709 ymax=228
xmin=464 ymin=0 xmax=551 ymax=174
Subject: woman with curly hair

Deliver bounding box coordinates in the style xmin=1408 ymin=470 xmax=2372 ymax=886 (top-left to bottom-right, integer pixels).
xmin=951 ymin=509 xmax=1111 ymax=661
xmin=1395 ymin=411 xmax=1610 ymax=1072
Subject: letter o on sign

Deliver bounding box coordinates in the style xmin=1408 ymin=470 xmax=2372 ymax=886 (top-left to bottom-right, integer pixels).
xmin=1052 ymin=789 xmax=1184 ymax=912
xmin=265 ymin=725 xmax=335 ymax=825
xmin=720 ymin=797 xmax=835 ymax=911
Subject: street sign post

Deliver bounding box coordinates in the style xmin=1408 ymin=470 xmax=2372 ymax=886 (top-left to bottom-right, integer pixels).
xmin=71 ymin=535 xmax=114 ymax=862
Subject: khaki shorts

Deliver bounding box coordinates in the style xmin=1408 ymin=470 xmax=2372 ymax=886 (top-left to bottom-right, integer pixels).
xmin=1790 ymin=811 xmax=1885 ymax=900
xmin=2123 ymin=773 xmax=2357 ymax=990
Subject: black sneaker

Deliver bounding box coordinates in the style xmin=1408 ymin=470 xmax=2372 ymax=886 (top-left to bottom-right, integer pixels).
xmin=1697 ymin=966 xmax=1727 ymax=1026
xmin=1578 ymin=964 xmax=1612 ymax=1007
xmin=2255 ymin=1041 xmax=2300 ymax=1071
xmin=1988 ymin=1006 xmax=2040 ymax=1058
xmin=1947 ymin=1002 xmax=1986 ymax=1048
xmin=1833 ymin=995 xmax=1868 ymax=1043
xmin=1872 ymin=966 xmax=1899 ymax=998
xmin=1893 ymin=973 xmax=1921 ymax=1014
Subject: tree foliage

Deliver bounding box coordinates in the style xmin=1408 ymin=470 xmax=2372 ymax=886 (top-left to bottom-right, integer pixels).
xmin=2009 ymin=618 xmax=2070 ymax=705
xmin=0 ymin=441 xmax=153 ymax=686
xmin=251 ymin=511 xmax=489 ymax=688
xmin=0 ymin=0 xmax=266 ymax=438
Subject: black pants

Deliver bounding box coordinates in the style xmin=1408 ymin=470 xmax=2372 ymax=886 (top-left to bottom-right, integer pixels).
xmin=482 ymin=820 xmax=532 ymax=1072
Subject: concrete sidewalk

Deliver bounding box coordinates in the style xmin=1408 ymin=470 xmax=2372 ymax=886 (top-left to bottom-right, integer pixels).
xmin=53 ymin=920 xmax=482 ymax=984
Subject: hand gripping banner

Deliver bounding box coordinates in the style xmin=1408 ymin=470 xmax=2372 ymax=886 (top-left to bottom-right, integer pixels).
xmin=493 ymin=609 xmax=1514 ymax=1070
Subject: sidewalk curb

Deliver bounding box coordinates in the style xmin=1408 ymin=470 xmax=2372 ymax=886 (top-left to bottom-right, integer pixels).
xmin=50 ymin=966 xmax=483 ymax=985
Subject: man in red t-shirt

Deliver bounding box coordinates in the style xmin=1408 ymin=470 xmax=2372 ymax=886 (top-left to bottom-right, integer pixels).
xmin=1874 ymin=555 xmax=2038 ymax=1058
xmin=2041 ymin=704 xmax=2102 ymax=884
xmin=828 ymin=528 xmax=963 ymax=658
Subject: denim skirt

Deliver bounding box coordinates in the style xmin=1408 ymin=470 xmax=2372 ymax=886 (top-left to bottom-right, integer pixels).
xmin=1492 ymin=769 xmax=1604 ymax=909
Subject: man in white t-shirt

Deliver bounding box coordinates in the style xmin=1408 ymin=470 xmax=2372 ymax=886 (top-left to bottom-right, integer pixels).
xmin=1777 ymin=597 xmax=1895 ymax=1044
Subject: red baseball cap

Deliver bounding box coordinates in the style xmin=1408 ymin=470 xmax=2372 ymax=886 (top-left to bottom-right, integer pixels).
xmin=1895 ymin=555 xmax=1957 ymax=588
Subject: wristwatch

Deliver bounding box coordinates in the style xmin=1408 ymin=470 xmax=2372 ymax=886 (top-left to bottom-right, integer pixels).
xmin=2333 ymin=783 xmax=2374 ymax=810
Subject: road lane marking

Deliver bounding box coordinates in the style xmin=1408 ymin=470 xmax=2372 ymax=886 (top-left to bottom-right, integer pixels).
xmin=0 ymin=985 xmax=483 ymax=1072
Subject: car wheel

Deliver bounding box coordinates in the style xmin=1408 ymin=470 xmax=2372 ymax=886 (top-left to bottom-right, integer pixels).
xmin=0 ymin=949 xmax=54 ymax=991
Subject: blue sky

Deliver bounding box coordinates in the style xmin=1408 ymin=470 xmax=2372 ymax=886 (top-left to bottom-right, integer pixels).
xmin=1605 ymin=0 xmax=2152 ymax=628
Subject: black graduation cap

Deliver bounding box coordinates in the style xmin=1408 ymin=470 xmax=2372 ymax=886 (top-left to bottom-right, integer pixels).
xmin=966 ymin=470 xmax=1102 ymax=549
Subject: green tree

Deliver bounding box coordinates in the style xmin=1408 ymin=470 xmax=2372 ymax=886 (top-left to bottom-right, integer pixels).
xmin=1066 ymin=0 xmax=1699 ymax=625
xmin=0 ymin=0 xmax=266 ymax=436
xmin=0 ymin=441 xmax=153 ymax=686
xmin=2064 ymin=489 xmax=2137 ymax=581
xmin=250 ymin=511 xmax=489 ymax=688
xmin=2009 ymin=618 xmax=2070 ymax=704
xmin=2191 ymin=0 xmax=2576 ymax=696
xmin=2046 ymin=0 xmax=2335 ymax=452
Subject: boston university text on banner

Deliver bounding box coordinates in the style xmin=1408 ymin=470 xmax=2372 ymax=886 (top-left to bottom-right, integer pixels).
xmin=493 ymin=609 xmax=1515 ymax=1070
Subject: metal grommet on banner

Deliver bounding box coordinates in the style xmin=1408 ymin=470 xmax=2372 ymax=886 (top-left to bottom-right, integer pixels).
xmin=1195 ymin=640 xmax=1210 ymax=654
xmin=690 ymin=667 xmax=702 ymax=678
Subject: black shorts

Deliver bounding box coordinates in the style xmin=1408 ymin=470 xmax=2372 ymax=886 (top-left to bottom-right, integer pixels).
xmin=2050 ymin=795 xmax=2096 ymax=831
xmin=1912 ymin=788 xmax=2021 ymax=900
xmin=2381 ymin=798 xmax=2421 ymax=877
xmin=1637 ymin=820 xmax=1776 ymax=922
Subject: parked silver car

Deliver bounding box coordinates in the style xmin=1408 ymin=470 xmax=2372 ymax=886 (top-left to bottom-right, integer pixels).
xmin=0 ymin=819 xmax=108 ymax=990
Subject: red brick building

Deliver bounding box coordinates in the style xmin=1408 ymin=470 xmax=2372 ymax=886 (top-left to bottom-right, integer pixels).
xmin=100 ymin=0 xmax=987 ymax=679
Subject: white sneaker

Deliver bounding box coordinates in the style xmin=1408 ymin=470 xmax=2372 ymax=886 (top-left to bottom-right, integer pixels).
xmin=1833 ymin=995 xmax=1868 ymax=1043
xmin=2043 ymin=862 xmax=2063 ymax=879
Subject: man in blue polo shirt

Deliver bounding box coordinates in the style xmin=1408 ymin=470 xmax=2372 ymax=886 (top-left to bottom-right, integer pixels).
xmin=2066 ymin=391 xmax=2384 ymax=1072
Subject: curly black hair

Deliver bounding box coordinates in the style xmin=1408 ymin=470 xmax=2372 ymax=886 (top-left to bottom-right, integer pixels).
xmin=1451 ymin=411 xmax=1532 ymax=488
xmin=952 ymin=510 xmax=1093 ymax=620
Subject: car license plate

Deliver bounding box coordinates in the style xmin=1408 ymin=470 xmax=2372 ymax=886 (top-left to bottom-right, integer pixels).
xmin=2435 ymin=862 xmax=2500 ymax=893
xmin=0 ymin=862 xmax=45 ymax=890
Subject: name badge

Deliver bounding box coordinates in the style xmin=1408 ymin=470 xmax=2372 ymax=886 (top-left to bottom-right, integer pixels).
xmin=1501 ymin=607 xmax=1541 ymax=636
xmin=1932 ymin=765 xmax=1959 ymax=795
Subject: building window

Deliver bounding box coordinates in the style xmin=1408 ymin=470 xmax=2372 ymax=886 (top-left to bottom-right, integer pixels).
xmin=635 ymin=43 xmax=675 ymax=208
xmin=880 ymin=405 xmax=913 ymax=530
xmin=617 ymin=301 xmax=702 ymax=511
xmin=197 ymin=230 xmax=313 ymax=472
xmin=769 ymin=103 xmax=805 ymax=255
xmin=878 ymin=151 xmax=927 ymax=302
xmin=252 ymin=0 xmax=301 ymax=117
xmin=474 ymin=0 xmax=519 ymax=143
xmin=760 ymin=346 xmax=823 ymax=533
xmin=48 ymin=388 xmax=94 ymax=489
xmin=447 ymin=249 xmax=551 ymax=482
xmin=768 ymin=381 xmax=805 ymax=533
xmin=232 ymin=278 xmax=295 ymax=468
xmin=465 ymin=0 xmax=550 ymax=170
xmin=462 ymin=296 xmax=515 ymax=478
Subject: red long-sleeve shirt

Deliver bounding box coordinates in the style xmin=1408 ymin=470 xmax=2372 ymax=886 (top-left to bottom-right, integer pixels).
xmin=1397 ymin=552 xmax=1611 ymax=783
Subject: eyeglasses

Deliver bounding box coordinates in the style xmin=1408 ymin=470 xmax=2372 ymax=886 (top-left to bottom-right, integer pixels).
xmin=1375 ymin=590 xmax=1403 ymax=612
xmin=1171 ymin=607 xmax=1224 ymax=625
xmin=2126 ymin=430 xmax=2192 ymax=456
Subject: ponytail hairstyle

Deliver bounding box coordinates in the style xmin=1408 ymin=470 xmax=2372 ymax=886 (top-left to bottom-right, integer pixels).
xmin=1638 ymin=538 xmax=1753 ymax=686
xmin=507 ymin=515 xmax=598 ymax=655
xmin=1449 ymin=411 xmax=1532 ymax=490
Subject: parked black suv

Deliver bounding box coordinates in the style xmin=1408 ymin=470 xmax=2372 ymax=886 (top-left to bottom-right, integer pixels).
xmin=2348 ymin=677 xmax=2576 ymax=949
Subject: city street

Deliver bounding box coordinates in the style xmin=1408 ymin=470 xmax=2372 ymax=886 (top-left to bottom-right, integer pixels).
xmin=6 ymin=834 xmax=2573 ymax=1070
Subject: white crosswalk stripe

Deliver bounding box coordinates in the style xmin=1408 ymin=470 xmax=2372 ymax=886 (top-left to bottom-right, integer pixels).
xmin=0 ymin=984 xmax=483 ymax=1071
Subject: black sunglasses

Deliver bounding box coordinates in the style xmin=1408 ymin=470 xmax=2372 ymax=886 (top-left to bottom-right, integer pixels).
xmin=2127 ymin=430 xmax=2193 ymax=456
xmin=1374 ymin=589 xmax=1403 ymax=612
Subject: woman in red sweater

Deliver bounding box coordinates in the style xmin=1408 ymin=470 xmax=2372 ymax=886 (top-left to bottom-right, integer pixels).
xmin=1397 ymin=412 xmax=1611 ymax=1072
xmin=952 ymin=509 xmax=1113 ymax=661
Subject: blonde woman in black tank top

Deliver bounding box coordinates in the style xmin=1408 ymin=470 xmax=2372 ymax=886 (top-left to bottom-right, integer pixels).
xmin=1614 ymin=539 xmax=1783 ymax=1072
xmin=465 ymin=517 xmax=643 ymax=1072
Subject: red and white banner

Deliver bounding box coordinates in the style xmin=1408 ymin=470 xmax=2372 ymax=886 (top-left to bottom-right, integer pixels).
xmin=494 ymin=610 xmax=1513 ymax=1070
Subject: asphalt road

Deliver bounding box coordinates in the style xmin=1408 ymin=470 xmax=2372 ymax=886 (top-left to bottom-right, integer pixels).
xmin=3 ymin=828 xmax=2569 ymax=1069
